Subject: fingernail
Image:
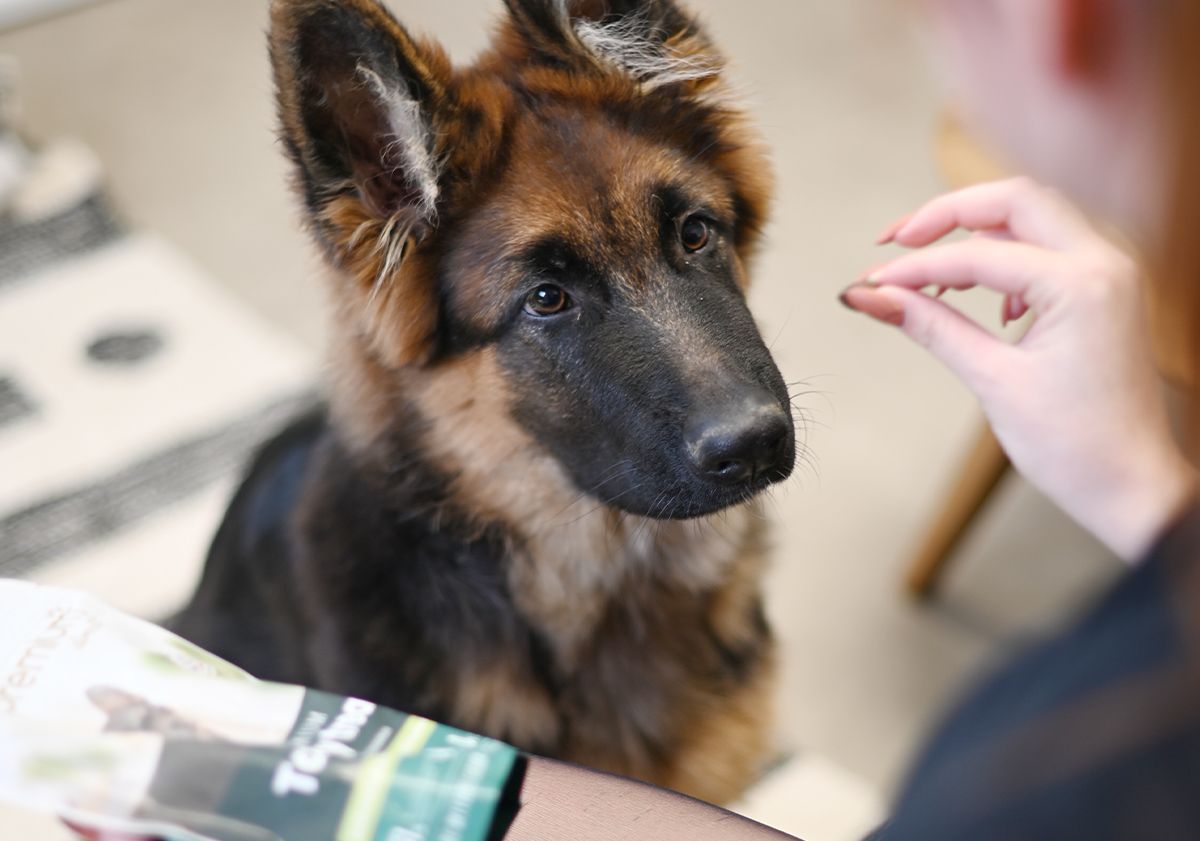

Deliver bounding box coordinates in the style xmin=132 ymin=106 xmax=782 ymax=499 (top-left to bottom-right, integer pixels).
xmin=875 ymin=216 xmax=911 ymax=245
xmin=1001 ymin=294 xmax=1017 ymax=327
xmin=839 ymin=283 xmax=905 ymax=327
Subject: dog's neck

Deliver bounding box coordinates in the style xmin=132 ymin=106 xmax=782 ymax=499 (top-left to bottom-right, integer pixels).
xmin=328 ymin=339 xmax=756 ymax=660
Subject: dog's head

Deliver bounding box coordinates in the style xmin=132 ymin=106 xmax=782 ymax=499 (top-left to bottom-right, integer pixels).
xmin=271 ymin=0 xmax=794 ymax=520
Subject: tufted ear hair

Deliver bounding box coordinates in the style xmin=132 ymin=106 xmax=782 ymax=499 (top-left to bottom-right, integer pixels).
xmin=502 ymin=0 xmax=724 ymax=91
xmin=271 ymin=0 xmax=456 ymax=366
xmin=271 ymin=0 xmax=455 ymax=228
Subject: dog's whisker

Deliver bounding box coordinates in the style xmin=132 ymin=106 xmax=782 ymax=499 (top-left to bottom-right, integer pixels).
xmin=542 ymin=461 xmax=645 ymax=530
xmin=767 ymin=309 xmax=795 ymax=351
xmin=545 ymin=462 xmax=632 ymax=524
xmin=552 ymin=480 xmax=644 ymax=530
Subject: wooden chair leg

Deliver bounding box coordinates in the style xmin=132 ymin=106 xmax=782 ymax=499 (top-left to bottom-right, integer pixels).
xmin=905 ymin=424 xmax=1011 ymax=600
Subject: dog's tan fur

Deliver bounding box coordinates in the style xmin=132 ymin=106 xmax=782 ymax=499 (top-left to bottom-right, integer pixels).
xmin=323 ymin=327 xmax=777 ymax=801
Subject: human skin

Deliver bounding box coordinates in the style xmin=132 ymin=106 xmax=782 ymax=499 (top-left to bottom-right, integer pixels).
xmin=842 ymin=0 xmax=1197 ymax=561
xmin=70 ymin=757 xmax=797 ymax=841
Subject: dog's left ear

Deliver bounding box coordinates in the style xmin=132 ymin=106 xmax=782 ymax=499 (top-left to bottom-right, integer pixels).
xmin=271 ymin=0 xmax=456 ymax=366
xmin=503 ymin=0 xmax=724 ymax=92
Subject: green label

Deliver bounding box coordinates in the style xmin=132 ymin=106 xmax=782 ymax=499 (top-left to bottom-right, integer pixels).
xmin=204 ymin=691 xmax=521 ymax=841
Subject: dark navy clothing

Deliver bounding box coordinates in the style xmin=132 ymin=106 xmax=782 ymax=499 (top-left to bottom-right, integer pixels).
xmin=875 ymin=507 xmax=1200 ymax=840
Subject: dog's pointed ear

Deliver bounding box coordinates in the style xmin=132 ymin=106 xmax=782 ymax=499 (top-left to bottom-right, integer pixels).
xmin=271 ymin=0 xmax=455 ymax=366
xmin=503 ymin=0 xmax=723 ymax=91
xmin=271 ymin=0 xmax=453 ymax=225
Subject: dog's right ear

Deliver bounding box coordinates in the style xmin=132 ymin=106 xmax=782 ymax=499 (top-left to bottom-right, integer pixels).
xmin=270 ymin=0 xmax=455 ymax=365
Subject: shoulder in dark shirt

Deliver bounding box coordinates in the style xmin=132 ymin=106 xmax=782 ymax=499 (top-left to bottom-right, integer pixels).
xmin=877 ymin=506 xmax=1200 ymax=841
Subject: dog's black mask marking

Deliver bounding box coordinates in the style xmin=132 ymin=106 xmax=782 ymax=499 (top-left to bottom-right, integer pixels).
xmin=502 ymin=271 xmax=794 ymax=519
xmin=438 ymin=122 xmax=796 ymax=520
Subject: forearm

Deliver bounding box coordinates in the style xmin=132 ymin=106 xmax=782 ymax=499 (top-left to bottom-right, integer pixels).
xmin=507 ymin=757 xmax=800 ymax=841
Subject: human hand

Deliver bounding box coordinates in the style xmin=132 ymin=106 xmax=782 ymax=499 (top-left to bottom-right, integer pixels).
xmin=842 ymin=177 xmax=1196 ymax=561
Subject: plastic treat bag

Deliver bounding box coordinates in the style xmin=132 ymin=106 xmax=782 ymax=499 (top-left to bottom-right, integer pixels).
xmin=0 ymin=581 xmax=525 ymax=841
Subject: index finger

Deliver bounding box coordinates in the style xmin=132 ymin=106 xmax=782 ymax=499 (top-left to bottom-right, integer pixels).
xmin=869 ymin=237 xmax=1066 ymax=312
xmin=888 ymin=178 xmax=1096 ymax=251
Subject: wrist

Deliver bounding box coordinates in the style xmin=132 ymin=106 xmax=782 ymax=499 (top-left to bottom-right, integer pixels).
xmin=1094 ymin=448 xmax=1198 ymax=563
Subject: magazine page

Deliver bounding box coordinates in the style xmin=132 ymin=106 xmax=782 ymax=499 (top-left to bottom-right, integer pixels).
xmin=0 ymin=580 xmax=525 ymax=841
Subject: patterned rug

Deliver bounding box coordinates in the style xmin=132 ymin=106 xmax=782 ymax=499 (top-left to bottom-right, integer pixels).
xmin=0 ymin=122 xmax=315 ymax=619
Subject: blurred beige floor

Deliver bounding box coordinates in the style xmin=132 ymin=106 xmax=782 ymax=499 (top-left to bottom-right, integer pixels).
xmin=1 ymin=0 xmax=1121 ymax=822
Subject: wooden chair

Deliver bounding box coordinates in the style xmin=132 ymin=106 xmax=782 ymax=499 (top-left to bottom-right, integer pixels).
xmin=904 ymin=113 xmax=1192 ymax=599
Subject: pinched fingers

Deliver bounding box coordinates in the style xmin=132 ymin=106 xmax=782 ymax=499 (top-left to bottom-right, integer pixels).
xmin=867 ymin=238 xmax=1069 ymax=311
xmin=878 ymin=177 xmax=1096 ymax=251
xmin=841 ymin=284 xmax=1013 ymax=388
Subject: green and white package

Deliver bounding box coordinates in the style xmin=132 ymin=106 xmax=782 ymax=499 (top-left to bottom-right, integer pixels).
xmin=0 ymin=580 xmax=525 ymax=841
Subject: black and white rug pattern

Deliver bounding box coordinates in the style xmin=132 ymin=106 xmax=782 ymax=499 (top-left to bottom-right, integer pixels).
xmin=0 ymin=133 xmax=316 ymax=617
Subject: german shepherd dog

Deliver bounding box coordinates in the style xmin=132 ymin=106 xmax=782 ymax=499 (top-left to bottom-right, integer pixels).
xmin=174 ymin=0 xmax=794 ymax=805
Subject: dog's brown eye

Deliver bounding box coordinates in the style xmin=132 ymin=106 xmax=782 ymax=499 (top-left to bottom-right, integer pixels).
xmin=525 ymin=284 xmax=570 ymax=317
xmin=680 ymin=216 xmax=711 ymax=252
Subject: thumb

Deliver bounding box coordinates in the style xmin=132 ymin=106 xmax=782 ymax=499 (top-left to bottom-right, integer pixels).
xmin=841 ymin=283 xmax=1007 ymax=389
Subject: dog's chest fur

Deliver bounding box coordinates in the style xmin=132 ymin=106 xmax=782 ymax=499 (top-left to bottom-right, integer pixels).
xmin=279 ymin=391 xmax=775 ymax=803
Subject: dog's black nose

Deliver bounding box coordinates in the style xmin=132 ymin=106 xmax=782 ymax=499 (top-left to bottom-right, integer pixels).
xmin=685 ymin=392 xmax=793 ymax=486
